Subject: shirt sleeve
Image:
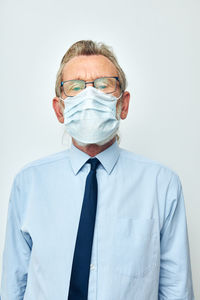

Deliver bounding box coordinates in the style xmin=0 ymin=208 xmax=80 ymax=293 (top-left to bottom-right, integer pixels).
xmin=158 ymin=173 xmax=195 ymax=300
xmin=0 ymin=175 xmax=32 ymax=300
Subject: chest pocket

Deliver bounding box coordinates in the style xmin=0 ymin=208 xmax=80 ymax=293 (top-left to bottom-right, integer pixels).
xmin=111 ymin=217 xmax=158 ymax=278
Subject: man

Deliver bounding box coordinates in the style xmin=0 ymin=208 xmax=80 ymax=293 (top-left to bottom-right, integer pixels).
xmin=0 ymin=40 xmax=194 ymax=299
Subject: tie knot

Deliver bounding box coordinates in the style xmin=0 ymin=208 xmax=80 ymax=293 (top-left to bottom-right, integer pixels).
xmin=87 ymin=158 xmax=100 ymax=171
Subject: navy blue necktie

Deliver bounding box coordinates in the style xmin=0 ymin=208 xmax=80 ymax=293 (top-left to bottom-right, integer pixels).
xmin=68 ymin=157 xmax=100 ymax=300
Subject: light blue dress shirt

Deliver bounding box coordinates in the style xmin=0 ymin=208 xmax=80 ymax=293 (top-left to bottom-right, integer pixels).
xmin=0 ymin=139 xmax=194 ymax=299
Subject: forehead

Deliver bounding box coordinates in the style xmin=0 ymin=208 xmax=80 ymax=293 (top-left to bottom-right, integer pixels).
xmin=62 ymin=55 xmax=118 ymax=81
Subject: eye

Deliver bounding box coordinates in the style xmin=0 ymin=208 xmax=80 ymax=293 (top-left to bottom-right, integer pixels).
xmin=95 ymin=78 xmax=109 ymax=89
xmin=63 ymin=80 xmax=85 ymax=96
xmin=72 ymin=86 xmax=82 ymax=91
xmin=67 ymin=81 xmax=83 ymax=92
xmin=98 ymin=84 xmax=107 ymax=90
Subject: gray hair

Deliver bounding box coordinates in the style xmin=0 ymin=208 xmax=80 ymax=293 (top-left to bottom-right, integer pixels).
xmin=55 ymin=40 xmax=127 ymax=97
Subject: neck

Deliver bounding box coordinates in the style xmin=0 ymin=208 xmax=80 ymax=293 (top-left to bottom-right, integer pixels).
xmin=72 ymin=137 xmax=116 ymax=157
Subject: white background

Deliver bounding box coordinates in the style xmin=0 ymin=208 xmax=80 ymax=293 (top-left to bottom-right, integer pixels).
xmin=0 ymin=0 xmax=199 ymax=298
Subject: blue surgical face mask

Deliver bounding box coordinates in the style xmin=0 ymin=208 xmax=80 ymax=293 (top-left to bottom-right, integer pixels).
xmin=60 ymin=86 xmax=122 ymax=145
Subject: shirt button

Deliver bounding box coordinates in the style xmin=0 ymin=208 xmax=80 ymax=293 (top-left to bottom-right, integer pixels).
xmin=90 ymin=263 xmax=95 ymax=270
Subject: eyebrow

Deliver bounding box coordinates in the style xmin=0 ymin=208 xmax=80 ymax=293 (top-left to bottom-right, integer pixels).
xmin=66 ymin=75 xmax=118 ymax=81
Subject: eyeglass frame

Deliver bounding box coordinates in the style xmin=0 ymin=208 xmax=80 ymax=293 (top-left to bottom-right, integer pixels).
xmin=60 ymin=76 xmax=122 ymax=97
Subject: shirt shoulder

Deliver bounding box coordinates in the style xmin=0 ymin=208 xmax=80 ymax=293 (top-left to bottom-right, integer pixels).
xmin=119 ymin=147 xmax=183 ymax=208
xmin=119 ymin=147 xmax=180 ymax=181
xmin=15 ymin=149 xmax=71 ymax=180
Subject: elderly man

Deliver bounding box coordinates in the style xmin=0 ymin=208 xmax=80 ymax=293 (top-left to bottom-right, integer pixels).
xmin=0 ymin=40 xmax=194 ymax=300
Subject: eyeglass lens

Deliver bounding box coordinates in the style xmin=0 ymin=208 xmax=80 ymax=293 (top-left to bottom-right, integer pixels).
xmin=62 ymin=77 xmax=118 ymax=97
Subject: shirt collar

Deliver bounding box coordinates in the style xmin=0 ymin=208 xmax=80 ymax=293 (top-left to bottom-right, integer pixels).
xmin=68 ymin=138 xmax=120 ymax=175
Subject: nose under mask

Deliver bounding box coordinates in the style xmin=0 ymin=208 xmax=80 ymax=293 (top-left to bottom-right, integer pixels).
xmin=61 ymin=86 xmax=122 ymax=145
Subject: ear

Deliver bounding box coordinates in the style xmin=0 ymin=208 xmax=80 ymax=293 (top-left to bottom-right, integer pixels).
xmin=120 ymin=91 xmax=130 ymax=120
xmin=52 ymin=97 xmax=64 ymax=123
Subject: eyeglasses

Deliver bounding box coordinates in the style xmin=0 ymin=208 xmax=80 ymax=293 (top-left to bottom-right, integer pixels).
xmin=60 ymin=76 xmax=120 ymax=97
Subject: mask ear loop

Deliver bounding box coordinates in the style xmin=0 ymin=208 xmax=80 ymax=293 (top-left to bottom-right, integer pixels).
xmin=59 ymin=97 xmax=67 ymax=111
xmin=58 ymin=97 xmax=66 ymax=115
xmin=115 ymin=90 xmax=124 ymax=120
xmin=59 ymin=97 xmax=65 ymax=102
xmin=116 ymin=90 xmax=124 ymax=100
